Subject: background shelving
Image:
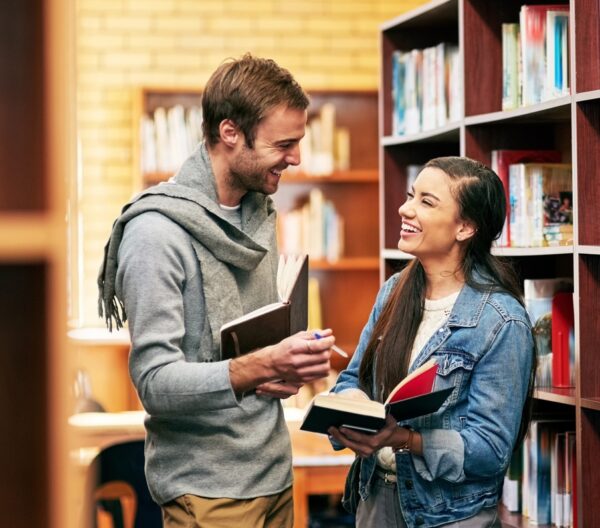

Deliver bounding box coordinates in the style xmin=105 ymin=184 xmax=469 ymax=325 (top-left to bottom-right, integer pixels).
xmin=379 ymin=0 xmax=600 ymax=525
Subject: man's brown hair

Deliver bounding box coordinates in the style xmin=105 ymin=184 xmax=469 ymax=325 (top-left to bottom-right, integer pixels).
xmin=202 ymin=53 xmax=309 ymax=148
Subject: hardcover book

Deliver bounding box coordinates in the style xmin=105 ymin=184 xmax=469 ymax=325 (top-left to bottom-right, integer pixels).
xmin=491 ymin=149 xmax=561 ymax=247
xmin=220 ymin=254 xmax=308 ymax=360
xmin=300 ymin=359 xmax=453 ymax=435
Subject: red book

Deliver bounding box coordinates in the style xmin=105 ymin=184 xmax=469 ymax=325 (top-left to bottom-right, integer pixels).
xmin=386 ymin=358 xmax=438 ymax=403
xmin=491 ymin=149 xmax=561 ymax=246
xmin=552 ymin=291 xmax=574 ymax=388
xmin=300 ymin=359 xmax=452 ymax=434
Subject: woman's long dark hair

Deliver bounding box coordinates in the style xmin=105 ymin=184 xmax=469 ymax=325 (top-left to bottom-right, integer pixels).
xmin=358 ymin=156 xmax=536 ymax=449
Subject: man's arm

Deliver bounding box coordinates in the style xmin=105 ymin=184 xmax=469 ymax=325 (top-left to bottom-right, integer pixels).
xmin=229 ymin=330 xmax=334 ymax=395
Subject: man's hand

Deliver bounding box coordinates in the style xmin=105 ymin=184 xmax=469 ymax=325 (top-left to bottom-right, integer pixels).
xmin=255 ymin=380 xmax=303 ymax=399
xmin=229 ymin=329 xmax=334 ymax=395
xmin=268 ymin=329 xmax=333 ymax=383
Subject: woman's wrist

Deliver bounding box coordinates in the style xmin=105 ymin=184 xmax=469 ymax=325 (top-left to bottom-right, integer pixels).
xmin=392 ymin=428 xmax=414 ymax=453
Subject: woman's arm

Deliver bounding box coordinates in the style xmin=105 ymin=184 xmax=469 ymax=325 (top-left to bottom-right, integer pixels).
xmin=414 ymin=318 xmax=534 ymax=483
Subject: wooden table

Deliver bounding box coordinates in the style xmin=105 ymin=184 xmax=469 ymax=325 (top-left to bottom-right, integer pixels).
xmin=288 ymin=420 xmax=353 ymax=528
xmin=70 ymin=410 xmax=353 ymax=528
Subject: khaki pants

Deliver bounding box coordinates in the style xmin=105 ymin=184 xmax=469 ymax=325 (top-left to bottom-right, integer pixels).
xmin=162 ymin=486 xmax=293 ymax=528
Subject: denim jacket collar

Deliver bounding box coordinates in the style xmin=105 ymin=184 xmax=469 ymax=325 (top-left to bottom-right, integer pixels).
xmin=445 ymin=282 xmax=491 ymax=329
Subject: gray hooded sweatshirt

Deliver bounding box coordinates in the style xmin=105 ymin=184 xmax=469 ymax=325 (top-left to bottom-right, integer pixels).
xmin=98 ymin=143 xmax=292 ymax=504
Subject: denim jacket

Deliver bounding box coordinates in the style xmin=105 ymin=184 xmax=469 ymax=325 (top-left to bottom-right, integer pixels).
xmin=331 ymin=272 xmax=533 ymax=527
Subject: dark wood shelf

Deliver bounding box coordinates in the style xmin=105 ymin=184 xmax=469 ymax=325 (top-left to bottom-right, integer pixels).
xmin=534 ymin=387 xmax=576 ymax=406
xmin=380 ymin=1 xmax=598 ymax=525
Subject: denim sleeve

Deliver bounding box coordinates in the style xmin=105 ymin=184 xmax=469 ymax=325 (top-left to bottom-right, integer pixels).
xmin=116 ymin=215 xmax=243 ymax=416
xmin=413 ymin=319 xmax=533 ymax=483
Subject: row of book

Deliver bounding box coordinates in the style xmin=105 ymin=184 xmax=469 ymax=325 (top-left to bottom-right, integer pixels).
xmin=277 ymin=188 xmax=344 ymax=262
xmin=287 ymin=103 xmax=351 ymax=176
xmin=502 ymin=4 xmax=570 ymax=111
xmin=491 ymin=149 xmax=572 ymax=248
xmin=524 ymin=277 xmax=575 ymax=390
xmin=140 ymin=104 xmax=204 ymax=174
xmin=391 ymin=42 xmax=461 ymax=136
xmin=503 ymin=420 xmax=576 ymax=528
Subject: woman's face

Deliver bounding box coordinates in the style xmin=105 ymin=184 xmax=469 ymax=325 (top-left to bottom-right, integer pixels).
xmin=397 ymin=167 xmax=472 ymax=259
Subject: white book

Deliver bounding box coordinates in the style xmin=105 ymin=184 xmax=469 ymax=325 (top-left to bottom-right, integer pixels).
xmin=502 ymin=23 xmax=520 ymax=110
xmin=546 ymin=11 xmax=570 ymax=100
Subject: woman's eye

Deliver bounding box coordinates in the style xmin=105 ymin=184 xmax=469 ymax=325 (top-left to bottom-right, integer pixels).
xmin=406 ymin=192 xmax=414 ymax=199
xmin=423 ymin=200 xmax=433 ymax=206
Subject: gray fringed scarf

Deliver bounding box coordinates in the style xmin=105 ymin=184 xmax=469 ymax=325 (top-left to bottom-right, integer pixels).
xmin=97 ymin=142 xmax=279 ymax=351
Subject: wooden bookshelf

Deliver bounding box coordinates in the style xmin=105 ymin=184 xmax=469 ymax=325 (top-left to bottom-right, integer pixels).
xmin=0 ymin=0 xmax=74 ymax=527
xmin=379 ymin=0 xmax=600 ymax=526
xmin=132 ymin=88 xmax=380 ymax=371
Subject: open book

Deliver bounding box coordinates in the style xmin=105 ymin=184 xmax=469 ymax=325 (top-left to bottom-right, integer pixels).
xmin=220 ymin=254 xmax=308 ymax=359
xmin=300 ymin=358 xmax=453 ymax=434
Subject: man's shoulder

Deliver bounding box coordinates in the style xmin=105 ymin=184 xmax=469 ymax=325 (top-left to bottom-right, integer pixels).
xmin=124 ymin=211 xmax=188 ymax=239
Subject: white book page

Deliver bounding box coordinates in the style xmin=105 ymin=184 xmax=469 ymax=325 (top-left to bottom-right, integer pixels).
xmin=277 ymin=254 xmax=305 ymax=301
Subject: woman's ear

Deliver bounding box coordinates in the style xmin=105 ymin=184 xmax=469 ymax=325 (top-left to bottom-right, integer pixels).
xmin=456 ymin=222 xmax=477 ymax=242
xmin=218 ymin=119 xmax=240 ymax=148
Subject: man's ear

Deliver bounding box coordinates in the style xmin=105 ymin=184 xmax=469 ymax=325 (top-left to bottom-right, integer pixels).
xmin=456 ymin=221 xmax=477 ymax=242
xmin=219 ymin=119 xmax=240 ymax=148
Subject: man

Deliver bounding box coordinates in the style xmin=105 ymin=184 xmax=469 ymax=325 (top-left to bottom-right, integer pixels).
xmin=98 ymin=54 xmax=334 ymax=527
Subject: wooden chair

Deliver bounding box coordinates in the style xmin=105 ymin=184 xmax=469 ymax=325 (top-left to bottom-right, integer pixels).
xmin=94 ymin=481 xmax=137 ymax=528
xmin=83 ymin=440 xmax=162 ymax=528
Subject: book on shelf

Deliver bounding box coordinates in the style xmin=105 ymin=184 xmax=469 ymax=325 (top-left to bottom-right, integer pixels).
xmin=289 ymin=102 xmax=350 ymax=176
xmin=391 ymin=43 xmax=460 ymax=136
xmin=277 ymin=188 xmax=344 ymax=262
xmin=141 ymin=103 xmax=204 ymax=177
xmin=524 ymin=419 xmax=574 ymax=525
xmin=502 ymin=22 xmax=521 ymax=111
xmin=220 ymin=254 xmax=308 ymax=360
xmin=503 ymin=444 xmax=524 ymax=512
xmin=300 ymin=358 xmax=453 ymax=435
xmin=491 ymin=149 xmax=561 ymax=247
xmin=551 ymin=431 xmax=574 ymax=527
xmin=524 ymin=277 xmax=573 ymax=389
xmin=508 ymin=162 xmax=571 ymax=247
xmin=520 ymin=4 xmax=570 ymax=106
xmin=546 ymin=10 xmax=570 ymax=100
xmin=566 ymin=431 xmax=577 ymax=528
xmin=552 ymin=291 xmax=575 ymax=388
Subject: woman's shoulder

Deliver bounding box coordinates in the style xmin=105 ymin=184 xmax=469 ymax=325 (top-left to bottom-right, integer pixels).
xmin=484 ymin=288 xmax=531 ymax=326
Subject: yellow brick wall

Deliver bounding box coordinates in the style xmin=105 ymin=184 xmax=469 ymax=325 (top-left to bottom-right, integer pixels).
xmin=75 ymin=0 xmax=428 ymax=326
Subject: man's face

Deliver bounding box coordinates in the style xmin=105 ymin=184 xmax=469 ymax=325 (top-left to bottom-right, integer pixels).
xmin=228 ymin=105 xmax=307 ymax=195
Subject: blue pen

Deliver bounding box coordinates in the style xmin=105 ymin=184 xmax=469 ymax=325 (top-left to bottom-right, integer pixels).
xmin=313 ymin=331 xmax=348 ymax=358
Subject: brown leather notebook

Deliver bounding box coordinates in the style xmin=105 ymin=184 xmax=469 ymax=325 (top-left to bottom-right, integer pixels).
xmin=220 ymin=255 xmax=308 ymax=359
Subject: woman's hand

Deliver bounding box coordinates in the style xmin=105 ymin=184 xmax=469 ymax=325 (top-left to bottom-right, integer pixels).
xmin=328 ymin=414 xmax=410 ymax=458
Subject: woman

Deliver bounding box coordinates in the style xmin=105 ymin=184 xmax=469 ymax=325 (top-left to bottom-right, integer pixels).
xmin=329 ymin=157 xmax=535 ymax=527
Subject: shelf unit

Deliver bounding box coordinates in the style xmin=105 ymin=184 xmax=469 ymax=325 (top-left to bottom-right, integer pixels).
xmin=0 ymin=0 xmax=75 ymax=527
xmin=379 ymin=0 xmax=600 ymax=526
xmin=133 ymin=89 xmax=380 ymax=371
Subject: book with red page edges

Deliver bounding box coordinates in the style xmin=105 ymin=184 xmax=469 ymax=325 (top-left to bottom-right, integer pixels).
xmin=300 ymin=358 xmax=453 ymax=434
xmin=386 ymin=358 xmax=438 ymax=403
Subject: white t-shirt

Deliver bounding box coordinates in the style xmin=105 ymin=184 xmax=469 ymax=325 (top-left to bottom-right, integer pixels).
xmin=377 ymin=290 xmax=460 ymax=470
